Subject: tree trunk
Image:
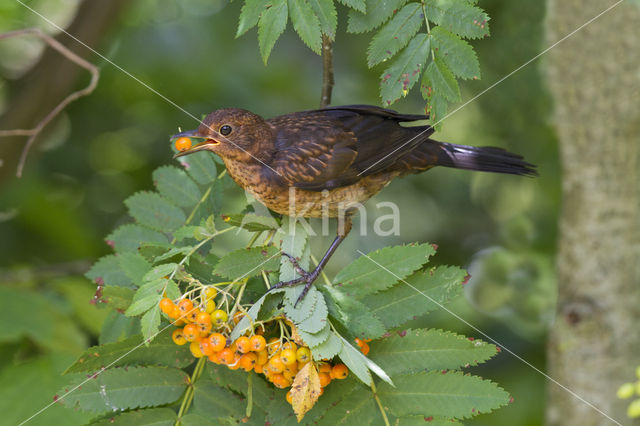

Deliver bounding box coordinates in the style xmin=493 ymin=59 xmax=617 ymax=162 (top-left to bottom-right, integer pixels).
xmin=545 ymin=1 xmax=640 ymax=425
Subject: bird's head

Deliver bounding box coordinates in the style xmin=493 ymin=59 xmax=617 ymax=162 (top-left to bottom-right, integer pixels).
xmin=173 ymin=108 xmax=273 ymax=162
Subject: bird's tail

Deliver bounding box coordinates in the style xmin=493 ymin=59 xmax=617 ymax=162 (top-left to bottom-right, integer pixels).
xmin=409 ymin=140 xmax=537 ymax=176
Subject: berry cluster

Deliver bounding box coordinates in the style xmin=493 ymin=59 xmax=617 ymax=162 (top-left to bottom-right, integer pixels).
xmin=159 ymin=287 xmax=351 ymax=406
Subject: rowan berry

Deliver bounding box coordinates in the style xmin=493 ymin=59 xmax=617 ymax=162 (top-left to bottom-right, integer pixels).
xmin=204 ymin=299 xmax=216 ymax=314
xmin=296 ymin=347 xmax=311 ymax=364
xmin=280 ymin=349 xmax=297 ymax=366
xmin=267 ymin=355 xmax=285 ymax=373
xmin=355 ymin=337 xmax=365 ymax=348
xmin=178 ymin=299 xmax=194 ymax=316
xmin=286 ymin=390 xmax=293 ymax=404
xmin=331 ymin=363 xmax=349 ymax=380
xmin=233 ymin=311 xmax=245 ymax=324
xmin=318 ymin=372 xmax=331 ymax=387
xmin=159 ymin=298 xmax=175 ymax=314
xmin=282 ymin=341 xmax=297 ymax=352
xmin=175 ymin=137 xmax=192 ymax=152
xmin=239 ymin=353 xmax=258 ymax=371
xmin=195 ymin=311 xmax=211 ymax=325
xmin=318 ymin=363 xmax=331 ymax=374
xmin=204 ymin=286 xmax=218 ymax=300
xmin=208 ymin=333 xmax=226 ymax=352
xmin=254 ymin=363 xmax=264 ymax=374
xmin=249 ymin=335 xmax=266 ymax=352
xmin=197 ymin=322 xmax=212 ymax=335
xmin=199 ymin=338 xmax=214 ymax=356
xmin=172 ymin=328 xmax=187 ymax=345
xmin=190 ymin=340 xmax=204 ymax=358
xmin=183 ymin=323 xmax=199 ymax=342
xmin=211 ymin=309 xmax=228 ymax=326
xmin=235 ymin=336 xmax=251 ymax=354
xmin=168 ymin=305 xmax=181 ymax=320
xmin=267 ymin=337 xmax=281 ymax=355
xmin=271 ymin=374 xmax=291 ymax=389
xmin=208 ymin=351 xmax=221 ymax=364
xmin=256 ymin=349 xmax=268 ymax=365
xmin=360 ymin=342 xmax=370 ymax=355
xmin=187 ymin=308 xmax=201 ymax=323
xmin=218 ymin=348 xmax=235 ymax=365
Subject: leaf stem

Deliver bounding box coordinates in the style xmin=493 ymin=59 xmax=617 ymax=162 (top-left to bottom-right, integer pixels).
xmin=421 ymin=1 xmax=436 ymax=61
xmin=246 ymin=371 xmax=254 ymax=418
xmin=370 ymin=380 xmax=391 ymax=426
xmin=176 ymin=356 xmax=207 ymax=425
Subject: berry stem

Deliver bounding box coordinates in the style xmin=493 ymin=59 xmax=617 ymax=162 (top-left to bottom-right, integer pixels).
xmin=176 ymin=356 xmax=207 ymax=425
xmin=246 ymin=371 xmax=254 ymax=418
xmin=370 ymin=380 xmax=391 ymax=426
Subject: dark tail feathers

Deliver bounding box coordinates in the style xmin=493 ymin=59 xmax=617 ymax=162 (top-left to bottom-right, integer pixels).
xmin=430 ymin=141 xmax=537 ymax=176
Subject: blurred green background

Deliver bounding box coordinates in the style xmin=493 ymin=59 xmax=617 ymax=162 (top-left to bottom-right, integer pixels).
xmin=0 ymin=0 xmax=559 ymax=424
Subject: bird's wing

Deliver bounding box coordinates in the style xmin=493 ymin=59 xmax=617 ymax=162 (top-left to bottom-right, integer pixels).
xmin=269 ymin=105 xmax=433 ymax=191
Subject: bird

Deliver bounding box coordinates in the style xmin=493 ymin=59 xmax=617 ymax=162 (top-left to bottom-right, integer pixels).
xmin=173 ymin=104 xmax=536 ymax=304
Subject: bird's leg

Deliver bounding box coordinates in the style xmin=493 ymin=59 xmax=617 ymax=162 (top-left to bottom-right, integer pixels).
xmin=271 ymin=216 xmax=353 ymax=306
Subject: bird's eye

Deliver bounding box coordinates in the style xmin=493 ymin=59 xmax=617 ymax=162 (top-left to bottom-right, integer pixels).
xmin=220 ymin=125 xmax=232 ymax=136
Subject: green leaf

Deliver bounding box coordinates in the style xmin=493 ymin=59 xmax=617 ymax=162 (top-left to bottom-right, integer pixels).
xmin=222 ymin=213 xmax=280 ymax=232
xmin=213 ymin=246 xmax=281 ymax=280
xmin=258 ymin=0 xmax=288 ymax=64
xmin=106 ymin=224 xmax=168 ymax=253
xmin=363 ymin=266 xmax=465 ymax=329
xmin=189 ymin=380 xmax=248 ymax=422
xmin=118 ymin=252 xmax=152 ymax=284
xmin=337 ymin=0 xmax=366 ymax=13
xmin=153 ymin=246 xmax=193 ymax=263
xmin=313 ymin=383 xmax=376 ymax=425
xmin=423 ymin=0 xmax=490 ymax=39
xmin=59 ymin=366 xmax=188 ymax=413
xmin=91 ymin=408 xmax=177 ymax=426
xmin=422 ymin=88 xmax=448 ymax=127
xmin=283 ymin=285 xmax=319 ymax=323
xmin=369 ymin=329 xmax=497 ymax=376
xmin=230 ymin=291 xmax=283 ymax=341
xmin=308 ymin=0 xmax=337 ymax=38
xmin=431 ymin=26 xmax=480 ymax=79
xmin=347 ymin=0 xmax=407 ymax=33
xmin=143 ymin=263 xmax=178 ymax=282
xmin=100 ymin=311 xmax=140 ymax=344
xmin=298 ymin=323 xmax=331 ymax=348
xmin=65 ymin=332 xmax=194 ymax=374
xmin=295 ymin=289 xmax=328 ymax=334
xmin=377 ymin=371 xmax=510 ymax=419
xmin=141 ymin=307 xmax=162 ymax=343
xmin=182 ymin=151 xmax=218 ymax=185
xmin=336 ymin=337 xmax=372 ymax=386
xmin=309 ymin=331 xmax=341 ymax=360
xmin=335 ymin=243 xmax=435 ymax=298
xmin=380 ymin=33 xmax=431 ymax=106
xmin=102 ymin=286 xmax=135 ymax=311
xmin=288 ymin=0 xmax=322 ymax=53
xmin=324 ymin=287 xmax=386 ymax=339
xmin=237 ymin=0 xmax=269 ymax=37
xmin=279 ymin=217 xmax=310 ymax=281
xmin=397 ymin=416 xmax=462 ymax=425
xmin=153 ymin=165 xmax=202 ymax=208
xmin=173 ymin=225 xmax=201 ymax=241
xmin=367 ymin=2 xmax=423 ymax=67
xmin=424 ymin=57 xmax=461 ymax=102
xmin=87 ymin=255 xmax=132 ymax=287
xmin=125 ymin=192 xmax=186 ymax=233
xmin=125 ymin=278 xmax=172 ymax=317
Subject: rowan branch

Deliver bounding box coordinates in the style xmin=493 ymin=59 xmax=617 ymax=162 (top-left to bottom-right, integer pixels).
xmin=0 ymin=28 xmax=99 ymax=177
xmin=320 ymin=35 xmax=334 ymax=108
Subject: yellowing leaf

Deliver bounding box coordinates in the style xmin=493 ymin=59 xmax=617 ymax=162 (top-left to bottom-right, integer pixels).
xmin=291 ymin=362 xmax=321 ymax=421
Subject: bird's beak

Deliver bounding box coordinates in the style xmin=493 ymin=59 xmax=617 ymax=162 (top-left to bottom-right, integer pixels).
xmin=171 ymin=129 xmax=221 ymax=158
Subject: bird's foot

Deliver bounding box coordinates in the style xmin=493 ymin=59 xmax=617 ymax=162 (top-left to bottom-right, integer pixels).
xmin=270 ymin=254 xmax=320 ymax=307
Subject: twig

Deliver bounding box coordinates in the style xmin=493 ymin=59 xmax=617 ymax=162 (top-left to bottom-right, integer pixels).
xmin=320 ymin=35 xmax=334 ymax=108
xmin=0 ymin=28 xmax=99 ymax=177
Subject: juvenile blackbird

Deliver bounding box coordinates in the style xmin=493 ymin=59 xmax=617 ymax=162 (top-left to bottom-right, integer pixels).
xmin=173 ymin=104 xmax=536 ymax=302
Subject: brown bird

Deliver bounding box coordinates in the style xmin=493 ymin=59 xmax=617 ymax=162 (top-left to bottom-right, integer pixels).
xmin=173 ymin=104 xmax=536 ymax=303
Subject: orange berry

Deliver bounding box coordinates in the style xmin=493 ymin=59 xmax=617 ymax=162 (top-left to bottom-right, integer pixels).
xmin=355 ymin=337 xmax=365 ymax=348
xmin=172 ymin=328 xmax=187 ymax=345
xmin=296 ymin=347 xmax=311 ymax=364
xmin=183 ymin=323 xmax=199 ymax=342
xmin=257 ymin=350 xmax=268 ymax=365
xmin=318 ymin=363 xmax=331 ymax=373
xmin=267 ymin=337 xmax=281 ymax=355
xmin=208 ymin=351 xmax=221 ymax=364
xmin=187 ymin=308 xmax=201 ymax=323
xmin=249 ymin=335 xmax=266 ymax=352
xmin=267 ymin=355 xmax=285 ymax=373
xmin=282 ymin=341 xmax=297 ymax=352
xmin=233 ymin=311 xmax=245 ymax=324
xmin=197 ymin=321 xmax=212 ymax=335
xmin=190 ymin=340 xmax=204 ymax=358
xmin=280 ymin=349 xmax=297 ymax=366
xmin=175 ymin=137 xmax=192 ymax=151
xmin=318 ymin=372 xmax=331 ymax=387
xmin=228 ymin=352 xmax=242 ymax=370
xmin=168 ymin=305 xmax=182 ymax=320
xmin=218 ymin=348 xmax=235 ymax=365
xmin=235 ymin=336 xmax=251 ymax=354
xmin=159 ymin=298 xmax=174 ymax=314
xmin=196 ymin=311 xmax=212 ymax=325
xmin=271 ymin=373 xmax=291 ymax=389
xmin=211 ymin=309 xmax=228 ymax=326
xmin=239 ymin=353 xmax=258 ymax=371
xmin=254 ymin=363 xmax=264 ymax=374
xmin=331 ymin=363 xmax=349 ymax=380
xmin=199 ymin=338 xmax=214 ymax=356
xmin=178 ymin=299 xmax=194 ymax=316
xmin=286 ymin=390 xmax=293 ymax=404
xmin=208 ymin=333 xmax=226 ymax=352
xmin=360 ymin=342 xmax=370 ymax=356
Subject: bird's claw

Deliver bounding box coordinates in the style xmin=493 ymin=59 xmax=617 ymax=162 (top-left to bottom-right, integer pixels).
xmin=269 ymin=253 xmax=319 ymax=307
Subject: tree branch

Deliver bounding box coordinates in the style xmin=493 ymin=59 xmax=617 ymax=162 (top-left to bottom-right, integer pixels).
xmin=320 ymin=35 xmax=334 ymax=108
xmin=0 ymin=28 xmax=99 ymax=177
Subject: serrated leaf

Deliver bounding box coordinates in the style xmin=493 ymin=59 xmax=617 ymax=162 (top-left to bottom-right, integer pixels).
xmin=106 ymin=224 xmax=168 ymax=253
xmin=314 ymin=383 xmax=376 ymax=425
xmin=339 ymin=335 xmax=393 ymax=386
xmin=65 ymin=332 xmax=193 ymax=374
xmin=118 ymin=252 xmax=152 ymax=284
xmin=153 ymin=246 xmax=193 ymax=263
xmin=308 ymin=0 xmax=337 ymax=38
xmin=422 ymin=88 xmax=448 ymax=127
xmin=140 ymin=306 xmax=161 ymax=342
xmin=298 ymin=323 xmax=330 ymax=348
xmin=397 ymin=416 xmax=462 ymax=425
xmin=367 ymin=3 xmax=423 ymax=67
xmin=153 ymin=165 xmax=202 ymax=208
xmin=59 ymin=366 xmax=188 ymax=413
xmin=431 ymin=26 xmax=480 ymax=79
xmin=91 ymin=408 xmax=177 ymax=426
xmin=347 ymin=0 xmax=407 ymax=33
xmin=102 ymin=286 xmax=135 ymax=311
xmin=100 ymin=311 xmax=140 ymax=344
xmin=309 ymin=331 xmax=341 ymax=360
xmin=86 ymin=255 xmax=132 ymax=287
xmin=380 ymin=33 xmax=431 ymax=106
xmin=125 ymin=192 xmax=186 ymax=233
xmin=425 ymin=57 xmax=460 ymax=102
xmin=424 ymin=0 xmax=490 ymax=39
xmin=324 ymin=287 xmax=386 ymax=339
xmin=336 ymin=243 xmax=435 ymax=297
xmin=214 ymin=246 xmax=281 ymax=280
xmin=288 ymin=0 xmax=322 ymax=53
xmin=291 ymin=362 xmax=322 ymax=421
xmin=337 ymin=0 xmax=365 ymax=13
xmin=363 ymin=266 xmax=465 ymax=329
xmin=237 ymin=0 xmax=269 ymax=37
xmin=279 ymin=217 xmax=310 ymax=281
xmin=181 ymin=151 xmax=218 ymax=185
xmin=222 ymin=213 xmax=280 ymax=232
xmin=369 ymin=329 xmax=497 ymax=376
xmin=172 ymin=225 xmax=201 ymax=241
xmin=377 ymin=371 xmax=510 ymax=419
xmin=143 ymin=263 xmax=178 ymax=281
xmin=337 ymin=338 xmax=372 ymax=386
xmin=284 ymin=285 xmax=318 ymax=323
xmin=296 ymin=290 xmax=328 ymax=334
xmin=230 ymin=290 xmax=283 ymax=341
xmin=125 ymin=280 xmax=164 ymax=317
xmin=189 ymin=380 xmax=248 ymax=422
xmin=258 ymin=0 xmax=288 ymax=64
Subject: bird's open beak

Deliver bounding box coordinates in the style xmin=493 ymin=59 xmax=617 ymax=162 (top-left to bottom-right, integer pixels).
xmin=172 ymin=129 xmax=221 ymax=158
